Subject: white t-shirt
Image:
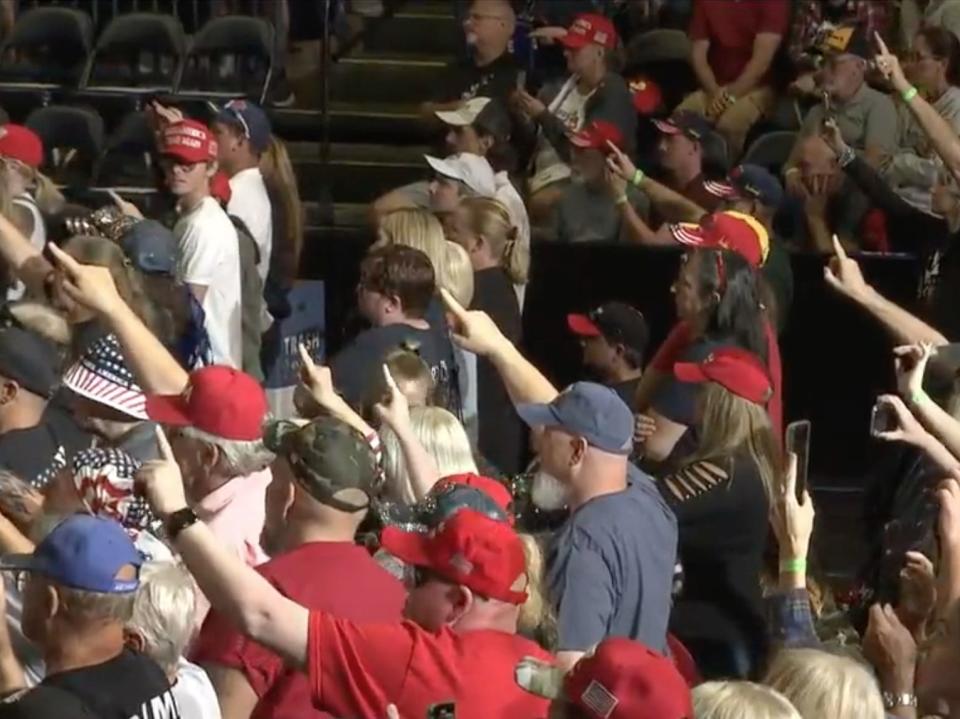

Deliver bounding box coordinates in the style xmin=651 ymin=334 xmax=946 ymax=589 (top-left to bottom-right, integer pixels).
xmin=174 ymin=197 xmax=243 ymax=368
xmin=228 ymin=167 xmax=273 ymax=283
xmin=530 ymin=76 xmax=595 ymax=193
xmin=173 ymin=658 xmax=222 ymax=719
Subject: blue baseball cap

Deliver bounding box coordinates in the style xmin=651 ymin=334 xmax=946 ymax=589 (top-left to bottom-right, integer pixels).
xmin=0 ymin=514 xmax=142 ymax=593
xmin=215 ymin=99 xmax=271 ymax=153
xmin=705 ymin=164 xmax=784 ymax=209
xmin=516 ymin=382 xmax=634 ymax=455
xmin=120 ymin=219 xmax=176 ymax=276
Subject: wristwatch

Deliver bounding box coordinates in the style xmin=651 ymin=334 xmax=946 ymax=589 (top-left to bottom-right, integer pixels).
xmin=164 ymin=507 xmax=199 ymax=540
xmin=881 ymin=691 xmax=917 ymax=710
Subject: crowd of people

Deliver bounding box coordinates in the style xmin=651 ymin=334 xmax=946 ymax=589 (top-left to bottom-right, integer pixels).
xmin=1 ymin=0 xmax=960 ymax=718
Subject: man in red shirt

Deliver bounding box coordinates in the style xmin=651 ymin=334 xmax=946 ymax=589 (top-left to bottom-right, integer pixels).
xmin=678 ymin=0 xmax=790 ymax=157
xmin=633 ymin=211 xmax=783 ymax=462
xmin=137 ymin=428 xmax=552 ymax=719
xmin=192 ymin=417 xmax=405 ymax=719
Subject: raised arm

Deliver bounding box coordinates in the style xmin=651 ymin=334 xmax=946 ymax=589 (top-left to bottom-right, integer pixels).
xmin=48 ymin=244 xmax=189 ymax=394
xmin=894 ymin=344 xmax=960 ymax=461
xmin=137 ymin=426 xmax=309 ymax=669
xmin=0 ymin=213 xmax=53 ymax=298
xmin=440 ymin=288 xmax=558 ymax=405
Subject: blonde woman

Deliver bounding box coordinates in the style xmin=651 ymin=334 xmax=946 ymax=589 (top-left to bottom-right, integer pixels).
xmin=376 ymin=208 xmax=449 ymax=291
xmin=380 ymin=405 xmax=477 ymax=504
xmin=693 ymin=681 xmax=802 ymax=719
xmin=452 ymin=197 xmax=526 ymax=474
xmin=659 ymin=347 xmax=779 ymax=679
xmin=764 ymin=648 xmax=885 ymax=719
xmin=442 ymin=240 xmax=479 ymax=443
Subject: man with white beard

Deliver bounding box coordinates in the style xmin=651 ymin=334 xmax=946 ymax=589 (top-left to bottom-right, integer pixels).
xmin=438 ymin=288 xmax=678 ymax=672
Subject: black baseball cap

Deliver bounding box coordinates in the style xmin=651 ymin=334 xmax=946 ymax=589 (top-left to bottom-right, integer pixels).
xmin=264 ymin=417 xmax=382 ymax=512
xmin=819 ymin=24 xmax=872 ymax=60
xmin=0 ymin=327 xmax=59 ymax=398
xmin=567 ymin=302 xmax=649 ymax=358
xmin=653 ymin=110 xmax=712 ymax=142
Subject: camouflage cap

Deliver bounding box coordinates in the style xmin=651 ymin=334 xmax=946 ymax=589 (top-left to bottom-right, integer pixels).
xmin=264 ymin=417 xmax=381 ymax=512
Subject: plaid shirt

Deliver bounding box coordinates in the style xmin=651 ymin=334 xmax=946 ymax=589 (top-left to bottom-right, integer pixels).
xmin=789 ymin=0 xmax=891 ymax=64
xmin=767 ymin=588 xmax=820 ymax=648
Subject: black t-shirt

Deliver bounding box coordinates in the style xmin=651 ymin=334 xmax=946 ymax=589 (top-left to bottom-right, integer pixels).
xmin=918 ymin=232 xmax=960 ymax=341
xmin=436 ymin=51 xmax=520 ymax=103
xmin=472 ymin=268 xmax=525 ymax=474
xmin=0 ymin=405 xmax=92 ymax=489
xmin=330 ymin=323 xmax=460 ymax=414
xmin=611 ymin=377 xmax=641 ymax=412
xmin=43 ymin=650 xmax=179 ymax=719
xmin=0 ymin=685 xmax=97 ymax=719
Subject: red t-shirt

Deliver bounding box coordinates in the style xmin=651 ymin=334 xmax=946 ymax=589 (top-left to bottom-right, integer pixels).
xmin=192 ymin=542 xmax=405 ymax=719
xmin=307 ymin=611 xmax=553 ymax=719
xmin=651 ymin=319 xmax=783 ymax=440
xmin=689 ymin=0 xmax=790 ymax=86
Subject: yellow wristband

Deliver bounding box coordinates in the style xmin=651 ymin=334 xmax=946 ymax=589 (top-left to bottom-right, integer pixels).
xmin=780 ymin=557 xmax=807 ymax=574
xmin=631 ymin=169 xmax=645 ymax=186
xmin=910 ymin=389 xmax=928 ymax=406
xmin=615 ymin=195 xmax=629 ymax=207
xmin=902 ymin=86 xmax=919 ymax=103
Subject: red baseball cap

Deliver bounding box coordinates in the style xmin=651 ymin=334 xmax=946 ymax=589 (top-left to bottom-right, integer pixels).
xmin=668 ymin=210 xmax=770 ymax=267
xmin=438 ymin=473 xmax=514 ymax=523
xmin=210 ymin=171 xmax=232 ymax=204
xmin=570 ymin=120 xmax=624 ymax=152
xmin=561 ymin=13 xmax=618 ymax=50
xmin=161 ymin=119 xmax=218 ymax=164
xmin=0 ymin=124 xmax=43 ymax=168
xmin=673 ymin=346 xmax=772 ymax=405
xmin=145 ymin=366 xmax=268 ymax=441
xmin=565 ymin=638 xmax=693 ymax=719
xmin=381 ymin=508 xmax=528 ymax=604
xmin=628 ymin=77 xmax=663 ymax=115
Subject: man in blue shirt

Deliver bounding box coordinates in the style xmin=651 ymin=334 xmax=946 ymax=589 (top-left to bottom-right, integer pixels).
xmin=516 ymin=383 xmax=678 ymax=668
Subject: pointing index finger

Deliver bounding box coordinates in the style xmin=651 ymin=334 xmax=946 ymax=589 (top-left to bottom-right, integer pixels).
xmin=439 ymin=287 xmax=468 ymax=321
xmin=46 ymin=243 xmax=81 ymax=276
xmin=874 ymin=31 xmax=890 ymax=57
xmin=297 ymin=343 xmax=315 ymax=371
xmin=831 ymin=234 xmax=848 ymax=261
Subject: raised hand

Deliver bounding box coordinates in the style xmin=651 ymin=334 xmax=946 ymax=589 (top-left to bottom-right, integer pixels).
xmin=296 ymin=343 xmax=342 ymax=414
xmin=893 ymin=343 xmax=933 ymax=399
xmin=770 ymin=452 xmax=816 ymax=562
xmin=899 ymin=550 xmax=937 ymax=632
xmin=46 ymin=243 xmax=125 ymax=316
xmin=873 ymin=394 xmax=929 ymax=447
xmin=605 ymin=140 xmax=638 ymax=182
xmin=862 ymin=603 xmax=917 ymax=694
xmin=440 ymin=287 xmax=508 ymax=358
xmin=824 ymin=234 xmax=870 ymax=302
xmin=874 ymin=32 xmax=910 ymax=94
xmin=107 ymin=189 xmax=144 ymax=220
xmin=135 ymin=426 xmax=188 ymax=520
xmin=373 ymin=364 xmax=411 ymax=432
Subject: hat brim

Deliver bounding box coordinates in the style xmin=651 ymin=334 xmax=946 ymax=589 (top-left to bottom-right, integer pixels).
xmin=515 ymin=402 xmax=562 ymax=430
xmin=567 ymin=313 xmax=602 ymax=337
xmin=424 ymin=155 xmax=463 ymax=183
xmin=160 ymin=147 xmax=208 ymax=165
xmin=559 ymin=32 xmax=592 ymax=50
xmin=435 ymin=108 xmax=476 ymax=127
xmin=669 ymin=222 xmax=707 ymax=247
xmin=704 ymin=180 xmax=740 ymax=200
xmin=0 ymin=553 xmax=38 ymax=573
xmin=144 ymin=393 xmax=194 ymax=427
xmin=673 ymin=361 xmax=709 ymax=385
xmin=62 ymin=364 xmax=148 ymax=421
xmin=380 ymin=525 xmax=435 ymax=568
xmin=652 ymin=119 xmax=682 ymax=135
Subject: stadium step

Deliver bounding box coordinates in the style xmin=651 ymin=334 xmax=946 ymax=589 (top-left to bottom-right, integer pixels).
xmin=362 ymin=9 xmax=460 ymax=56
xmin=330 ymin=52 xmax=453 ymax=105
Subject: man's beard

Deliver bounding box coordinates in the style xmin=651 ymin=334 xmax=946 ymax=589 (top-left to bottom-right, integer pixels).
xmin=531 ymin=471 xmax=569 ymax=511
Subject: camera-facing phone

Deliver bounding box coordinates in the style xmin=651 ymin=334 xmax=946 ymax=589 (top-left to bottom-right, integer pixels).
xmin=870 ymin=402 xmax=899 ymax=436
xmin=785 ymin=420 xmax=811 ymax=503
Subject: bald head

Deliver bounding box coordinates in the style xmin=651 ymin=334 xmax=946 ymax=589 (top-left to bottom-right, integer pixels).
xmin=465 ymin=0 xmax=516 ymax=58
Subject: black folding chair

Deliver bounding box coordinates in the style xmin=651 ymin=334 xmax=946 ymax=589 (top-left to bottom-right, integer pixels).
xmin=25 ymin=105 xmax=104 ymax=185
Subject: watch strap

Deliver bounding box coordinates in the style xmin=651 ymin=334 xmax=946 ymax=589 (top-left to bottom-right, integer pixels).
xmin=881 ymin=691 xmax=917 ymax=709
xmin=165 ymin=507 xmax=199 ymax=540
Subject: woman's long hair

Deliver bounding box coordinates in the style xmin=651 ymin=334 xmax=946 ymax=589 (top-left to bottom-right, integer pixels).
xmin=260 ymin=136 xmax=304 ymax=286
xmin=692 ymin=248 xmax=769 ymax=363
xmin=688 ymin=382 xmax=780 ymax=502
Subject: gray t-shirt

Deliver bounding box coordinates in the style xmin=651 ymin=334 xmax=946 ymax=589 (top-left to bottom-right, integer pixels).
xmin=546 ymin=465 xmax=678 ymax=652
xmin=549 ymin=183 xmax=650 ymax=244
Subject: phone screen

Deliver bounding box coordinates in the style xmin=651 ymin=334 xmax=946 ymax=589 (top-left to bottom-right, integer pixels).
xmin=870 ymin=402 xmax=898 ymax=436
xmin=516 ymin=69 xmax=527 ymax=92
xmin=785 ymin=420 xmax=811 ymax=503
xmin=426 ymin=702 xmax=456 ymax=719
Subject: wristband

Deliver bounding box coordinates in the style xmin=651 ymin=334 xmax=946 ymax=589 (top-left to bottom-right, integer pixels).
xmin=910 ymin=389 xmax=929 ymax=406
xmin=882 ymin=691 xmax=917 ymax=710
xmin=902 ymin=86 xmax=919 ymax=103
xmin=615 ymin=194 xmax=629 ymax=207
xmin=779 ymin=557 xmax=807 ymax=574
xmin=165 ymin=507 xmax=199 ymax=540
xmin=837 ymin=145 xmax=856 ymax=169
xmin=631 ymin=168 xmax=645 ymax=186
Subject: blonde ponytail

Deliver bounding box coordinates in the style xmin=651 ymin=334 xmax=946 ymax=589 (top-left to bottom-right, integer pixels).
xmin=517 ymin=533 xmax=557 ymax=650
xmin=260 ymin=136 xmax=304 ymax=285
xmin=461 ymin=197 xmax=528 ymax=285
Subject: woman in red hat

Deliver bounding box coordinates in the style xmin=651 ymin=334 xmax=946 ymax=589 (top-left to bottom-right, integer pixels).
xmin=657 ymin=346 xmax=779 ymax=681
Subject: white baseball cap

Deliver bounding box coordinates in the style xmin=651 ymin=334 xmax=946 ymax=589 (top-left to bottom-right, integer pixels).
xmin=435 ymin=97 xmax=491 ymax=127
xmin=425 ymin=152 xmax=496 ymax=197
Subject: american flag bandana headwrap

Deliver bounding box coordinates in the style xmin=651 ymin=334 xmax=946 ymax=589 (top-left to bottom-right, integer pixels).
xmin=71 ymin=447 xmax=156 ymax=534
xmin=62 ymin=334 xmax=147 ymax=420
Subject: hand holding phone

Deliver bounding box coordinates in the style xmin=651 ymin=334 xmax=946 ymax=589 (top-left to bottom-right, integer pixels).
xmin=870 ymin=401 xmax=899 ymax=437
xmin=784 ymin=420 xmax=811 ymax=503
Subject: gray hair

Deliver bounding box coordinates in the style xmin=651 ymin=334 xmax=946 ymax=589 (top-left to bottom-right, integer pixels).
xmin=127 ymin=561 xmax=196 ymax=673
xmin=179 ymin=424 xmax=275 ymax=478
xmin=58 ymin=586 xmax=136 ymax=626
